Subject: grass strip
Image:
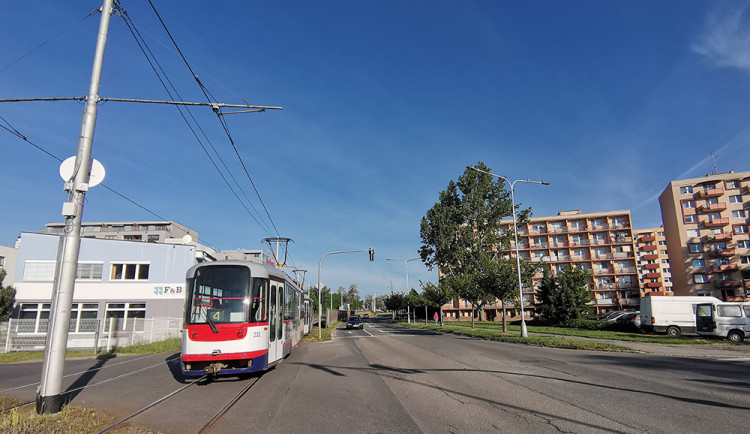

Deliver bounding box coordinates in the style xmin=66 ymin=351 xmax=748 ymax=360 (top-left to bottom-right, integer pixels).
xmin=0 ymin=395 xmax=153 ymax=433
xmin=442 ymin=321 xmax=709 ymax=345
xmin=302 ymin=321 xmax=340 ymax=344
xmin=401 ymin=322 xmax=634 ymax=352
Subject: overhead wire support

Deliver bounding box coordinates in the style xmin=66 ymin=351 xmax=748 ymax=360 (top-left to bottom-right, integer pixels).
xmin=0 ymin=96 xmax=283 ymax=114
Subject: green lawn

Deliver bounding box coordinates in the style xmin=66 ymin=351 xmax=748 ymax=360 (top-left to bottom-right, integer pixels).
xmin=400 ymin=322 xmax=633 ymax=351
xmin=303 ymin=321 xmax=340 ymax=344
xmin=441 ymin=321 xmax=710 ymax=345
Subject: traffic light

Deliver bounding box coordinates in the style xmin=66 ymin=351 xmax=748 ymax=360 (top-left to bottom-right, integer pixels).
xmin=369 ymin=248 xmax=374 ymax=261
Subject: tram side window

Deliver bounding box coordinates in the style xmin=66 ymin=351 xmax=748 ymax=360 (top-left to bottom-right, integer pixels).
xmin=252 ymin=278 xmax=267 ymax=322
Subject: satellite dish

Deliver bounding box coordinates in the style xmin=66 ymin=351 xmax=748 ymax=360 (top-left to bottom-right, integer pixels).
xmin=182 ymin=235 xmax=193 ymax=244
xmin=59 ymin=157 xmax=106 ymax=187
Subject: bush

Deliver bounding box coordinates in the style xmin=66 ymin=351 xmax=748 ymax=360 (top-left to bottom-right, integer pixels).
xmin=559 ymin=318 xmax=612 ymax=330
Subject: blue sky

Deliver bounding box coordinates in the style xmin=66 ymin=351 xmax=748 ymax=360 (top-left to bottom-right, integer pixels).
xmin=2 ymin=1 xmax=750 ymax=297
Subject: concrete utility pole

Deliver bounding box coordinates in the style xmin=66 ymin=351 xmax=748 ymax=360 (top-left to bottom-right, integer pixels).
xmin=36 ymin=0 xmax=114 ymax=415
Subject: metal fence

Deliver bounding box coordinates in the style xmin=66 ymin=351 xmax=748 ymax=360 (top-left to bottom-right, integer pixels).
xmin=0 ymin=317 xmax=182 ymax=353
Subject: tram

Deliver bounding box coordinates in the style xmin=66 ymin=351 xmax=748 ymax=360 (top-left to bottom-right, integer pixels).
xmin=180 ymin=260 xmax=309 ymax=377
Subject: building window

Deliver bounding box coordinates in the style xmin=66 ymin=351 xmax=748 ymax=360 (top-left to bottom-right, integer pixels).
xmin=110 ymin=263 xmax=150 ymax=281
xmin=658 ymin=232 xmax=665 ymax=237
xmin=713 ymin=242 xmax=727 ymax=250
xmin=680 ymin=186 xmax=693 ymax=194
xmin=105 ymin=302 xmax=146 ymax=331
xmin=0 ymin=256 xmax=4 ymax=267
xmin=740 ymin=256 xmax=750 ymax=264
xmin=686 ymin=229 xmax=699 ymax=238
xmin=688 ymin=243 xmax=703 ymax=253
xmin=22 ymin=260 xmax=56 ymax=281
xmin=708 ymin=212 xmax=722 ymax=221
xmin=682 ymin=200 xmax=696 ymax=209
xmin=684 ymin=215 xmax=698 ymax=224
xmin=729 ymin=195 xmax=742 ymax=203
xmin=17 ymin=303 xmax=51 ymax=333
xmin=147 ymin=234 xmax=160 ymax=242
xmin=725 ymin=180 xmax=740 ymax=189
xmin=738 ymin=240 xmax=750 ymax=249
xmin=734 ymin=225 xmax=748 ymax=234
xmin=70 ymin=303 xmax=99 ymax=333
xmin=731 ymin=210 xmax=746 ymax=218
xmin=692 ymin=259 xmax=705 ymax=267
xmin=76 ymin=262 xmax=103 ymax=280
xmin=693 ymin=274 xmax=709 ymax=284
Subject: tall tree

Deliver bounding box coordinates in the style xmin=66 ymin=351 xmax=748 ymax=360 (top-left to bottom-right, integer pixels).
xmin=483 ymin=257 xmax=537 ymax=332
xmin=383 ymin=292 xmax=406 ymax=320
xmin=0 ymin=269 xmax=15 ymax=322
xmin=536 ymin=266 xmax=593 ymax=324
xmin=419 ymin=162 xmax=529 ymax=329
xmin=421 ymin=280 xmax=455 ymax=326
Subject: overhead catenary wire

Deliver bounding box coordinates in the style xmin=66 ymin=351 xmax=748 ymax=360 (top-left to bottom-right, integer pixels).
xmin=144 ymin=0 xmax=282 ymax=238
xmin=1 ymin=115 xmax=219 ymax=250
xmin=114 ymin=2 xmax=276 ymax=236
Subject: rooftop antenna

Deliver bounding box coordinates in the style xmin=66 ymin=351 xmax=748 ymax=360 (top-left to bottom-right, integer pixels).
xmin=261 ymin=237 xmax=293 ymax=269
xmin=711 ymin=152 xmax=718 ymax=174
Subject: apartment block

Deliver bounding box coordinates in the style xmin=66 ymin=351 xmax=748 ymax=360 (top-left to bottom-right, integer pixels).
xmin=633 ymin=228 xmax=673 ymax=296
xmin=441 ymin=210 xmax=639 ymax=321
xmin=659 ymin=171 xmax=750 ymax=301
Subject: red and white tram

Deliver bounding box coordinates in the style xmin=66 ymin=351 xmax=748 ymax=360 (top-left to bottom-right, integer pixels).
xmin=181 ymin=260 xmax=310 ymax=376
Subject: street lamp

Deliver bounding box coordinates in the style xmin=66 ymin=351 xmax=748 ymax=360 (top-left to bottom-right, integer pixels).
xmin=386 ymin=257 xmax=420 ymax=323
xmin=467 ymin=165 xmax=549 ymax=338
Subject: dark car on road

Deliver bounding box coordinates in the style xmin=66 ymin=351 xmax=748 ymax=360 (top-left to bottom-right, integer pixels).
xmin=346 ymin=315 xmax=364 ymax=329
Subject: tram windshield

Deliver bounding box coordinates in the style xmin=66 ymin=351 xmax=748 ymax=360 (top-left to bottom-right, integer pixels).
xmin=187 ymin=265 xmax=253 ymax=325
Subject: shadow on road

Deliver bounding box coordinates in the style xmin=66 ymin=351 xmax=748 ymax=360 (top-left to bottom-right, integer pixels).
xmin=62 ymin=353 xmax=116 ymax=403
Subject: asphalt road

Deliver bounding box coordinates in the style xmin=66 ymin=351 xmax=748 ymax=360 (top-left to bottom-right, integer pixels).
xmin=2 ymin=317 xmax=749 ymax=433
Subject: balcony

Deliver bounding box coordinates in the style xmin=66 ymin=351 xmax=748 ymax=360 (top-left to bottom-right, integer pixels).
xmin=709 ymin=248 xmax=735 ymax=258
xmin=612 ymin=236 xmax=633 ymax=244
xmin=621 ymin=298 xmax=640 ymax=306
xmin=725 ymin=295 xmax=748 ymax=302
xmin=645 ymin=290 xmax=673 ymax=297
xmin=715 ymin=279 xmax=742 ymax=289
xmin=703 ymin=218 xmax=730 ymax=228
xmin=570 ymin=240 xmax=591 ymax=247
xmin=638 ymin=236 xmax=655 ymax=243
xmin=594 ymin=253 xmax=613 ymax=260
xmin=593 ymin=268 xmax=614 ymax=275
xmin=616 ymin=267 xmax=637 ymax=274
xmin=641 ymin=254 xmax=658 ymax=260
xmin=640 ymin=245 xmax=657 ymax=251
xmin=547 ymin=227 xmax=568 ymax=234
xmin=594 ymin=283 xmax=615 ymax=290
xmin=533 ymin=243 xmax=549 ymax=249
xmin=644 ymin=272 xmax=661 ymax=279
xmin=710 ymin=264 xmax=738 ymax=273
xmin=696 ymin=188 xmax=724 ymax=199
xmin=697 ymin=203 xmax=727 ymax=214
xmin=644 ymin=263 xmax=660 ymax=269
xmin=646 ymin=281 xmax=662 ymax=288
xmin=595 ymin=298 xmax=617 ymax=305
xmin=708 ymin=232 xmax=733 ymax=242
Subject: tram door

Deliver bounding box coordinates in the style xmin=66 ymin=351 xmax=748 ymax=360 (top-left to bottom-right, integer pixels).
xmin=268 ymin=282 xmax=283 ymax=364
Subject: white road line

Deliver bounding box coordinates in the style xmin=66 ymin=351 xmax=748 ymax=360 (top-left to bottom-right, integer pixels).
xmin=363 ymin=327 xmax=373 ymax=337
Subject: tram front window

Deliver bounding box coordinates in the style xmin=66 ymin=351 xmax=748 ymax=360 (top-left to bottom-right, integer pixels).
xmin=187 ymin=266 xmax=250 ymax=324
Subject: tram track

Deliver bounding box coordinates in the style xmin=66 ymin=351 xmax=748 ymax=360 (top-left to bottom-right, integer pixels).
xmin=196 ymin=375 xmax=261 ymax=434
xmin=0 ymin=354 xmax=180 ymax=415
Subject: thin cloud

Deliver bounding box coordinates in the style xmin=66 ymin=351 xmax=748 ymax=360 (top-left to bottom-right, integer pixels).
xmin=693 ymin=2 xmax=750 ymax=74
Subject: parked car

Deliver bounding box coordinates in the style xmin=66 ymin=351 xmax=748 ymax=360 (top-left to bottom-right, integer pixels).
xmin=346 ymin=315 xmax=364 ymax=329
xmin=603 ymin=311 xmax=629 ymax=322
xmin=362 ymin=314 xmax=369 ymax=319
xmin=616 ymin=311 xmax=641 ymax=328
xmin=696 ymin=302 xmax=750 ymax=342
xmin=597 ymin=311 xmax=622 ymax=321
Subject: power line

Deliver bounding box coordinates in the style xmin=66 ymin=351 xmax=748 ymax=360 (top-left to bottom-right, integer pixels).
xmin=114 ymin=2 xmax=275 ymax=236
xmin=145 ymin=0 xmax=282 ymax=237
xmin=1 ymin=114 xmax=219 ymax=250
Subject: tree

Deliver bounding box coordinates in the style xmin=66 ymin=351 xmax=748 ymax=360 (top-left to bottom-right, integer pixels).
xmin=346 ymin=284 xmax=360 ymax=309
xmin=419 ymin=162 xmax=529 ymax=329
xmin=0 ymin=269 xmax=15 ymax=322
xmin=421 ymin=280 xmax=454 ymax=326
xmin=536 ymin=266 xmax=593 ymax=324
xmin=482 ymin=258 xmax=537 ymax=332
xmin=383 ymin=292 xmax=406 ymax=320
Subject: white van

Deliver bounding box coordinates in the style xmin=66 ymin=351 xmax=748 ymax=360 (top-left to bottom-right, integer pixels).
xmin=640 ymin=296 xmax=721 ymax=337
xmin=696 ymin=302 xmax=750 ymax=342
